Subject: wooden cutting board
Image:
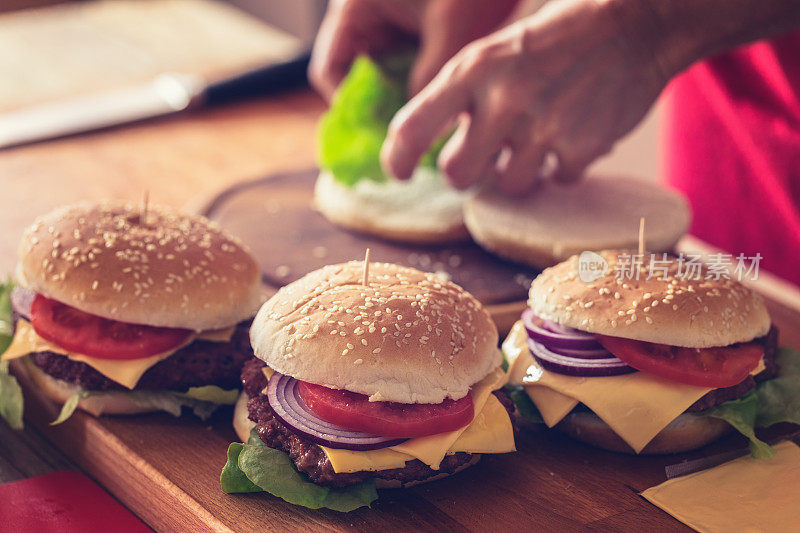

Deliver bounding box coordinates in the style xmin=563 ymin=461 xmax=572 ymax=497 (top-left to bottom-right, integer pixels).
xmin=14 ymin=355 xmax=800 ymax=533
xmin=11 ymin=170 xmax=800 ymax=531
xmin=193 ymin=169 xmax=539 ymax=335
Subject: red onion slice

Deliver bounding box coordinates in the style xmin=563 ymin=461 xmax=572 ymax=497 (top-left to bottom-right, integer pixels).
xmin=548 ymin=345 xmax=616 ymax=360
xmin=527 ymin=339 xmax=635 ymax=377
xmin=521 ymin=308 xmax=599 ymax=350
xmin=10 ymin=287 xmax=35 ymax=320
xmin=266 ymin=372 xmax=407 ymax=451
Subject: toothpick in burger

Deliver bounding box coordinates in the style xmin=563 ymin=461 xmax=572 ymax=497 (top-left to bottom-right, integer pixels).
xmin=1 ymin=201 xmax=262 ymax=423
xmin=221 ymin=260 xmax=515 ymax=511
xmin=505 ymin=250 xmax=800 ymax=457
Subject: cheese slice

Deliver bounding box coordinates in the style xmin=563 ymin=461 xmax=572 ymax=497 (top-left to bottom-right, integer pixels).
xmin=642 ymin=441 xmax=800 ymax=532
xmin=503 ymin=321 xmax=764 ymax=453
xmin=388 ymin=366 xmax=508 ymax=469
xmin=321 ymin=393 xmax=514 ymax=473
xmin=2 ymin=318 xmax=237 ymax=389
xmin=195 ymin=326 xmax=236 ymax=342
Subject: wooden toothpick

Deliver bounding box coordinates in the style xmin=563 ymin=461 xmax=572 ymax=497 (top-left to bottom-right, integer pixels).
xmin=638 ymin=217 xmax=646 ymax=256
xmin=141 ymin=191 xmax=150 ymax=226
xmin=362 ymin=248 xmax=370 ymax=286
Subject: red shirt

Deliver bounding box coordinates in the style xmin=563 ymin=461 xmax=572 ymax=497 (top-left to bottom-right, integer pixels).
xmin=664 ymin=31 xmax=800 ymax=286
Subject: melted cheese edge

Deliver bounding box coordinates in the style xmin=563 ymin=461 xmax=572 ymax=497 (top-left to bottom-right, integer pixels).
xmin=1 ymin=319 xmax=236 ymax=389
xmin=320 ymin=367 xmax=515 ymax=473
xmin=503 ymin=321 xmax=764 ymax=453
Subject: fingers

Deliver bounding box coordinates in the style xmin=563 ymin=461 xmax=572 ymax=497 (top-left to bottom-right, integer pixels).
xmin=381 ymin=67 xmax=472 ymax=180
xmin=308 ymin=3 xmax=357 ymax=101
xmin=494 ymin=142 xmax=545 ymax=195
xmin=437 ymin=103 xmax=520 ymax=190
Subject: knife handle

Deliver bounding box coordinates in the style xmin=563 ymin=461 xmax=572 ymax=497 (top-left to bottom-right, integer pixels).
xmin=204 ymin=53 xmax=311 ymax=106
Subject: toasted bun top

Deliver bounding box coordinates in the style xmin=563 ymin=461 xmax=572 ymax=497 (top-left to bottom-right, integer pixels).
xmin=528 ymin=250 xmax=770 ymax=347
xmin=250 ymin=261 xmax=500 ymax=403
xmin=18 ymin=201 xmax=262 ymax=330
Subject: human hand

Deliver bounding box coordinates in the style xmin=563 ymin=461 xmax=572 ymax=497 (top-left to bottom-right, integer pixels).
xmin=381 ymin=0 xmax=670 ymax=194
xmin=308 ymin=0 xmax=519 ymax=101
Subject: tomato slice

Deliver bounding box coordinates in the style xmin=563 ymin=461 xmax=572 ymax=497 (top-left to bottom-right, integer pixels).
xmin=297 ymin=381 xmax=474 ymax=438
xmin=596 ymin=335 xmax=764 ymax=388
xmin=30 ymin=295 xmax=193 ymax=360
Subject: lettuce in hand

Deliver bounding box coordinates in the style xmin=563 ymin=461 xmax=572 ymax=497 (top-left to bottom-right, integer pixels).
xmin=221 ymin=428 xmax=378 ymax=512
xmin=318 ymin=55 xmax=444 ymax=186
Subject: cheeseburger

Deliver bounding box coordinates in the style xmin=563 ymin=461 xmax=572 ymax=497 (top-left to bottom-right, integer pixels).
xmin=223 ymin=261 xmax=515 ymax=510
xmin=2 ymin=201 xmax=262 ymax=421
xmin=505 ymin=250 xmax=783 ymax=455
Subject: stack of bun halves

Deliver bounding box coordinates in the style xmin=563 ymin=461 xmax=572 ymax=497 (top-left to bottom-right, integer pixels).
xmin=2 ymin=198 xmax=798 ymax=513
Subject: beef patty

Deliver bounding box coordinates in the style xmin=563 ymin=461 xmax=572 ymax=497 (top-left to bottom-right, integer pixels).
xmin=241 ymin=357 xmax=514 ymax=488
xmin=27 ymin=319 xmax=253 ymax=392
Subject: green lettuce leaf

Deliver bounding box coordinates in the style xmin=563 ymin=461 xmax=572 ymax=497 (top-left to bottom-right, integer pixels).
xmin=0 ymin=280 xmax=23 ymax=430
xmin=221 ymin=443 xmax=263 ymax=493
xmin=51 ymin=390 xmax=91 ymax=425
xmin=506 ymin=385 xmax=544 ymax=424
xmin=50 ymin=387 xmax=239 ymax=425
xmin=700 ymin=346 xmax=800 ymax=458
xmin=754 ymin=346 xmax=800 ymax=428
xmin=177 ymin=385 xmax=239 ymax=405
xmin=0 ymin=361 xmax=23 ymax=430
xmin=318 ymin=55 xmax=443 ymax=186
xmin=221 ymin=428 xmax=378 ymax=512
xmin=704 ymin=392 xmax=775 ymax=459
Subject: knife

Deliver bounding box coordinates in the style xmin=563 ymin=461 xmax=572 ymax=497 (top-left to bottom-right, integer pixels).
xmin=0 ymin=53 xmax=310 ymax=150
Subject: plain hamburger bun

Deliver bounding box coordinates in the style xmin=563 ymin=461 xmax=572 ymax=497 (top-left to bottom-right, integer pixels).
xmin=463 ymin=176 xmax=690 ymax=268
xmin=529 ymin=250 xmax=771 ymax=347
xmin=557 ymin=410 xmax=732 ymax=454
xmin=250 ymin=261 xmax=500 ymax=404
xmin=17 ymin=201 xmax=262 ymax=331
xmin=314 ymin=169 xmax=470 ymax=244
xmin=232 ymin=391 xmax=481 ymax=488
xmin=15 ymin=358 xmax=158 ymax=416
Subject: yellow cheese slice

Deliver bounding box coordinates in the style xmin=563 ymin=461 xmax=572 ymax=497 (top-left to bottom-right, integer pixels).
xmin=388 ymin=366 xmax=508 ymax=469
xmin=195 ymin=326 xmax=236 ymax=342
xmin=503 ymin=321 xmax=764 ymax=453
xmin=642 ymin=441 xmax=800 ymax=532
xmin=321 ymin=394 xmax=514 ymax=473
xmin=447 ymin=393 xmax=515 ymax=454
xmin=3 ymin=319 xmax=183 ymax=389
xmin=322 ymin=446 xmax=413 ymax=474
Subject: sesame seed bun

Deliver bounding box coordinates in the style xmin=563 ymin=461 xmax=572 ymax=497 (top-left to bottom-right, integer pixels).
xmin=557 ymin=410 xmax=732 ymax=454
xmin=529 ymin=250 xmax=771 ymax=347
xmin=17 ymin=201 xmax=262 ymax=331
xmin=314 ymin=169 xmax=470 ymax=244
xmin=463 ymin=176 xmax=690 ymax=268
xmin=249 ymin=261 xmax=500 ymax=404
xmin=232 ymin=391 xmax=480 ymax=487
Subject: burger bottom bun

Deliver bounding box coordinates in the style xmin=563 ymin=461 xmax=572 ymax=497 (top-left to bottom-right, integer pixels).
xmin=16 ymin=357 xmax=163 ymax=417
xmin=233 ymin=391 xmax=256 ymax=442
xmin=557 ymin=410 xmax=733 ymax=455
xmin=233 ymin=393 xmax=481 ymax=488
xmin=314 ymin=169 xmax=470 ymax=244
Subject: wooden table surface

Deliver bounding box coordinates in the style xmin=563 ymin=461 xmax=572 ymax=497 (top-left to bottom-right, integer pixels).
xmin=2 ymin=89 xmax=800 ymax=532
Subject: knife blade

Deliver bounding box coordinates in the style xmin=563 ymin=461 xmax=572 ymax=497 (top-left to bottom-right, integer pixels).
xmin=0 ymin=54 xmax=309 ymax=150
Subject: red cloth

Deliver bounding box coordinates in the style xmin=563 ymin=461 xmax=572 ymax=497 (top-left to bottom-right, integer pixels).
xmin=0 ymin=471 xmax=150 ymax=533
xmin=664 ymin=31 xmax=800 ymax=286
